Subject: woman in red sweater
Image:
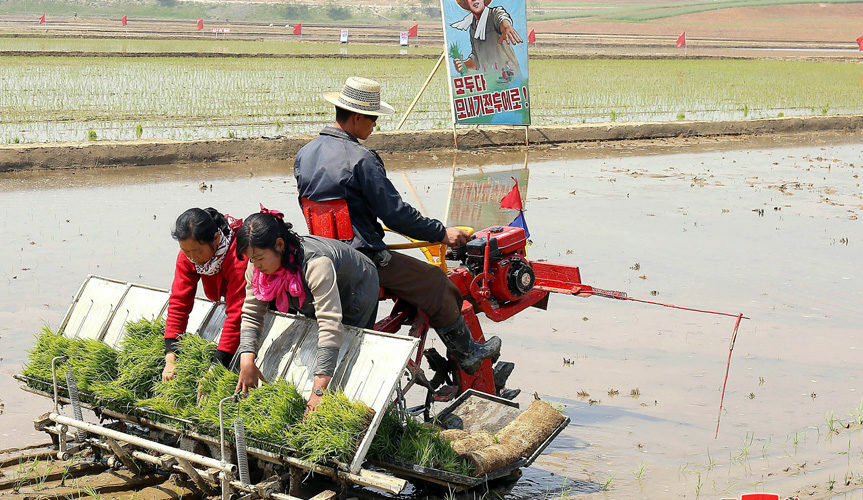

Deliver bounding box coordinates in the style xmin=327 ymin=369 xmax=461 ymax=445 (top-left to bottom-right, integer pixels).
xmin=162 ymin=207 xmax=246 ymax=382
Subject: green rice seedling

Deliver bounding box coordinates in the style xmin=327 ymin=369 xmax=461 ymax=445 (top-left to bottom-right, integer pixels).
xmin=135 ymin=123 xmax=143 ymax=139
xmin=241 ymin=378 xmax=305 ymax=443
xmin=140 ymin=335 xmax=215 ymax=417
xmin=66 ymin=338 xmax=118 ymax=393
xmin=194 ymin=363 xmax=239 ymax=430
xmin=635 ymin=462 xmax=646 ymax=480
xmin=676 ymin=111 xmax=685 ymax=120
xmin=448 ymin=43 xmax=465 ymax=75
xmin=91 ymin=318 xmax=165 ymax=406
xmin=22 ymin=327 xmax=70 ymax=385
xmin=733 ymin=431 xmax=754 ymax=463
xmin=826 ymin=411 xmax=841 ymax=434
xmin=23 ymin=327 xmax=118 ymax=396
xmin=849 ymin=400 xmax=863 ymax=425
xmin=285 ymin=391 xmax=374 ymax=465
xmin=87 ymin=129 xmax=97 ymax=141
xmin=369 ymin=407 xmax=472 ymax=475
xmin=603 ymin=475 xmax=614 ymax=490
xmin=369 ymin=406 xmax=402 ymax=459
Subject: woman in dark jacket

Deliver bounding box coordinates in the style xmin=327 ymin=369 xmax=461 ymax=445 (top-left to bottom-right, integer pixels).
xmin=163 ymin=208 xmax=246 ymax=382
xmin=234 ymin=207 xmax=379 ymax=413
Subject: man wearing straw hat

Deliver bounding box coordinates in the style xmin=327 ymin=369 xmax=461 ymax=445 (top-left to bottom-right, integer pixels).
xmin=293 ymin=77 xmax=501 ymax=375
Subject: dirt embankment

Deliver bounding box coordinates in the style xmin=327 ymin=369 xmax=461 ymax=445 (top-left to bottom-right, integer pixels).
xmin=2 ymin=115 xmax=862 ymax=172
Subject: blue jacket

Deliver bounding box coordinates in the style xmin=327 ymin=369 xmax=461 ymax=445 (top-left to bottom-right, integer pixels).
xmin=294 ymin=127 xmax=446 ymax=252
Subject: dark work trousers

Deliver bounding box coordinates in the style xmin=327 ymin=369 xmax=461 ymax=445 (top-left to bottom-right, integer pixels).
xmin=376 ymin=251 xmax=462 ymax=328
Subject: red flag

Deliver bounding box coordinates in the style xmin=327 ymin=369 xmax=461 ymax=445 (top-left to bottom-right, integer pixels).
xmin=293 ymin=23 xmax=302 ymax=35
xmin=500 ymin=177 xmax=523 ymax=210
xmin=676 ymin=31 xmax=686 ymax=48
xmin=196 ymin=18 xmax=204 ymax=31
xmin=527 ymin=28 xmax=536 ymax=43
xmin=407 ymin=24 xmax=418 ymax=37
xmin=38 ymin=13 xmax=45 ymax=24
xmin=121 ymin=15 xmax=127 ymax=26
xmin=857 ymin=35 xmax=863 ymax=51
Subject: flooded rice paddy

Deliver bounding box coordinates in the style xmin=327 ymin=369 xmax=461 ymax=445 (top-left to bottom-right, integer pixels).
xmin=1 ymin=56 xmax=861 ymax=144
xmin=1 ymin=132 xmax=862 ymax=498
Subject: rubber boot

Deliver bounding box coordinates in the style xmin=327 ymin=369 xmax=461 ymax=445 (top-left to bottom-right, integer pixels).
xmin=436 ymin=316 xmax=502 ymax=375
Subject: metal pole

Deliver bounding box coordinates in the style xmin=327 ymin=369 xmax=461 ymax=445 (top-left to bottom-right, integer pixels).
xmin=51 ymin=355 xmax=68 ymax=413
xmin=714 ymin=313 xmax=744 ymax=439
xmin=219 ymin=394 xmax=237 ymax=462
xmin=396 ymin=52 xmax=446 ymax=130
xmin=49 ymin=413 xmax=235 ymax=473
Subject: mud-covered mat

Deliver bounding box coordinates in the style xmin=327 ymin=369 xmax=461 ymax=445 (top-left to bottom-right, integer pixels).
xmin=437 ymin=391 xmax=570 ymax=477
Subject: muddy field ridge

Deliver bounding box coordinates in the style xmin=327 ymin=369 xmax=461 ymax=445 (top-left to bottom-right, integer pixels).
xmin=2 ymin=114 xmax=862 ymax=171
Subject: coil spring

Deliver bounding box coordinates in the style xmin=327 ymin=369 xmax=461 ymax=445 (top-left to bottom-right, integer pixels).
xmin=65 ymin=370 xmax=87 ymax=443
xmin=234 ymin=418 xmax=250 ymax=485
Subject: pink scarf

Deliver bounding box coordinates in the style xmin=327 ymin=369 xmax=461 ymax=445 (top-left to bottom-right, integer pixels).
xmin=252 ymin=264 xmax=306 ymax=312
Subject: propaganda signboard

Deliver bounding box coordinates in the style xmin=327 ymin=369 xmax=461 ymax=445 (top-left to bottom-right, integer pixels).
xmin=439 ymin=0 xmax=530 ymax=125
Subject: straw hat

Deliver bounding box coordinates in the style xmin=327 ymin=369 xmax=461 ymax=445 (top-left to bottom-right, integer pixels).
xmin=456 ymin=0 xmax=491 ymax=11
xmin=323 ymin=77 xmax=395 ymax=116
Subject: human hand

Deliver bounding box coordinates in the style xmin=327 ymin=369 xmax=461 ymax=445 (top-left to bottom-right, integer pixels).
xmin=235 ymin=352 xmax=264 ymax=394
xmin=162 ymin=352 xmax=177 ymax=382
xmin=453 ymin=58 xmax=465 ymax=73
xmin=304 ymin=375 xmax=331 ymax=419
xmin=305 ymin=392 xmax=324 ymax=417
xmin=498 ymin=21 xmax=522 ymax=45
xmin=442 ymin=227 xmax=470 ymax=247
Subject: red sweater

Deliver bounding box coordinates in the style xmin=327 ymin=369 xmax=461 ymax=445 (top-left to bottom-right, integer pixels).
xmin=165 ymin=237 xmax=247 ymax=355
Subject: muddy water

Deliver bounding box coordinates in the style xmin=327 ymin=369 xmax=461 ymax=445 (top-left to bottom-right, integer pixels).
xmin=1 ymin=133 xmax=862 ymax=498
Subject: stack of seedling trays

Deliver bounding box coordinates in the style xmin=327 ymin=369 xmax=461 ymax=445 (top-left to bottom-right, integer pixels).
xmin=16 ymin=275 xmax=570 ymax=494
xmin=370 ymin=390 xmax=570 ymax=490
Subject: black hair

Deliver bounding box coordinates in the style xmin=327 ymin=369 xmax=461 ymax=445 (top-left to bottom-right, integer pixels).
xmin=234 ymin=212 xmax=304 ymax=272
xmin=335 ymin=105 xmax=356 ymax=123
xmin=171 ymin=207 xmax=230 ymax=243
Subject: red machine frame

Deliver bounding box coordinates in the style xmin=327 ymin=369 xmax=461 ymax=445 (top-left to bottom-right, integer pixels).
xmin=301 ymin=199 xmax=591 ymax=405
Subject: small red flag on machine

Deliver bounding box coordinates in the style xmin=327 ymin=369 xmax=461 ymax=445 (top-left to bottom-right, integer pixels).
xmin=121 ymin=15 xmax=127 ymax=26
xmin=38 ymin=13 xmax=45 ymax=24
xmin=293 ymin=23 xmax=302 ymax=35
xmin=857 ymin=35 xmax=863 ymax=51
xmin=500 ymin=177 xmax=523 ymax=211
xmin=528 ymin=28 xmax=536 ymax=43
xmin=197 ymin=18 xmax=204 ymax=30
xmin=677 ymin=32 xmax=686 ymax=48
xmin=408 ymin=24 xmax=418 ymax=37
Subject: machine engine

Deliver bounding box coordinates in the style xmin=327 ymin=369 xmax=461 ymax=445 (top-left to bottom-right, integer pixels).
xmin=460 ymin=226 xmax=535 ymax=303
